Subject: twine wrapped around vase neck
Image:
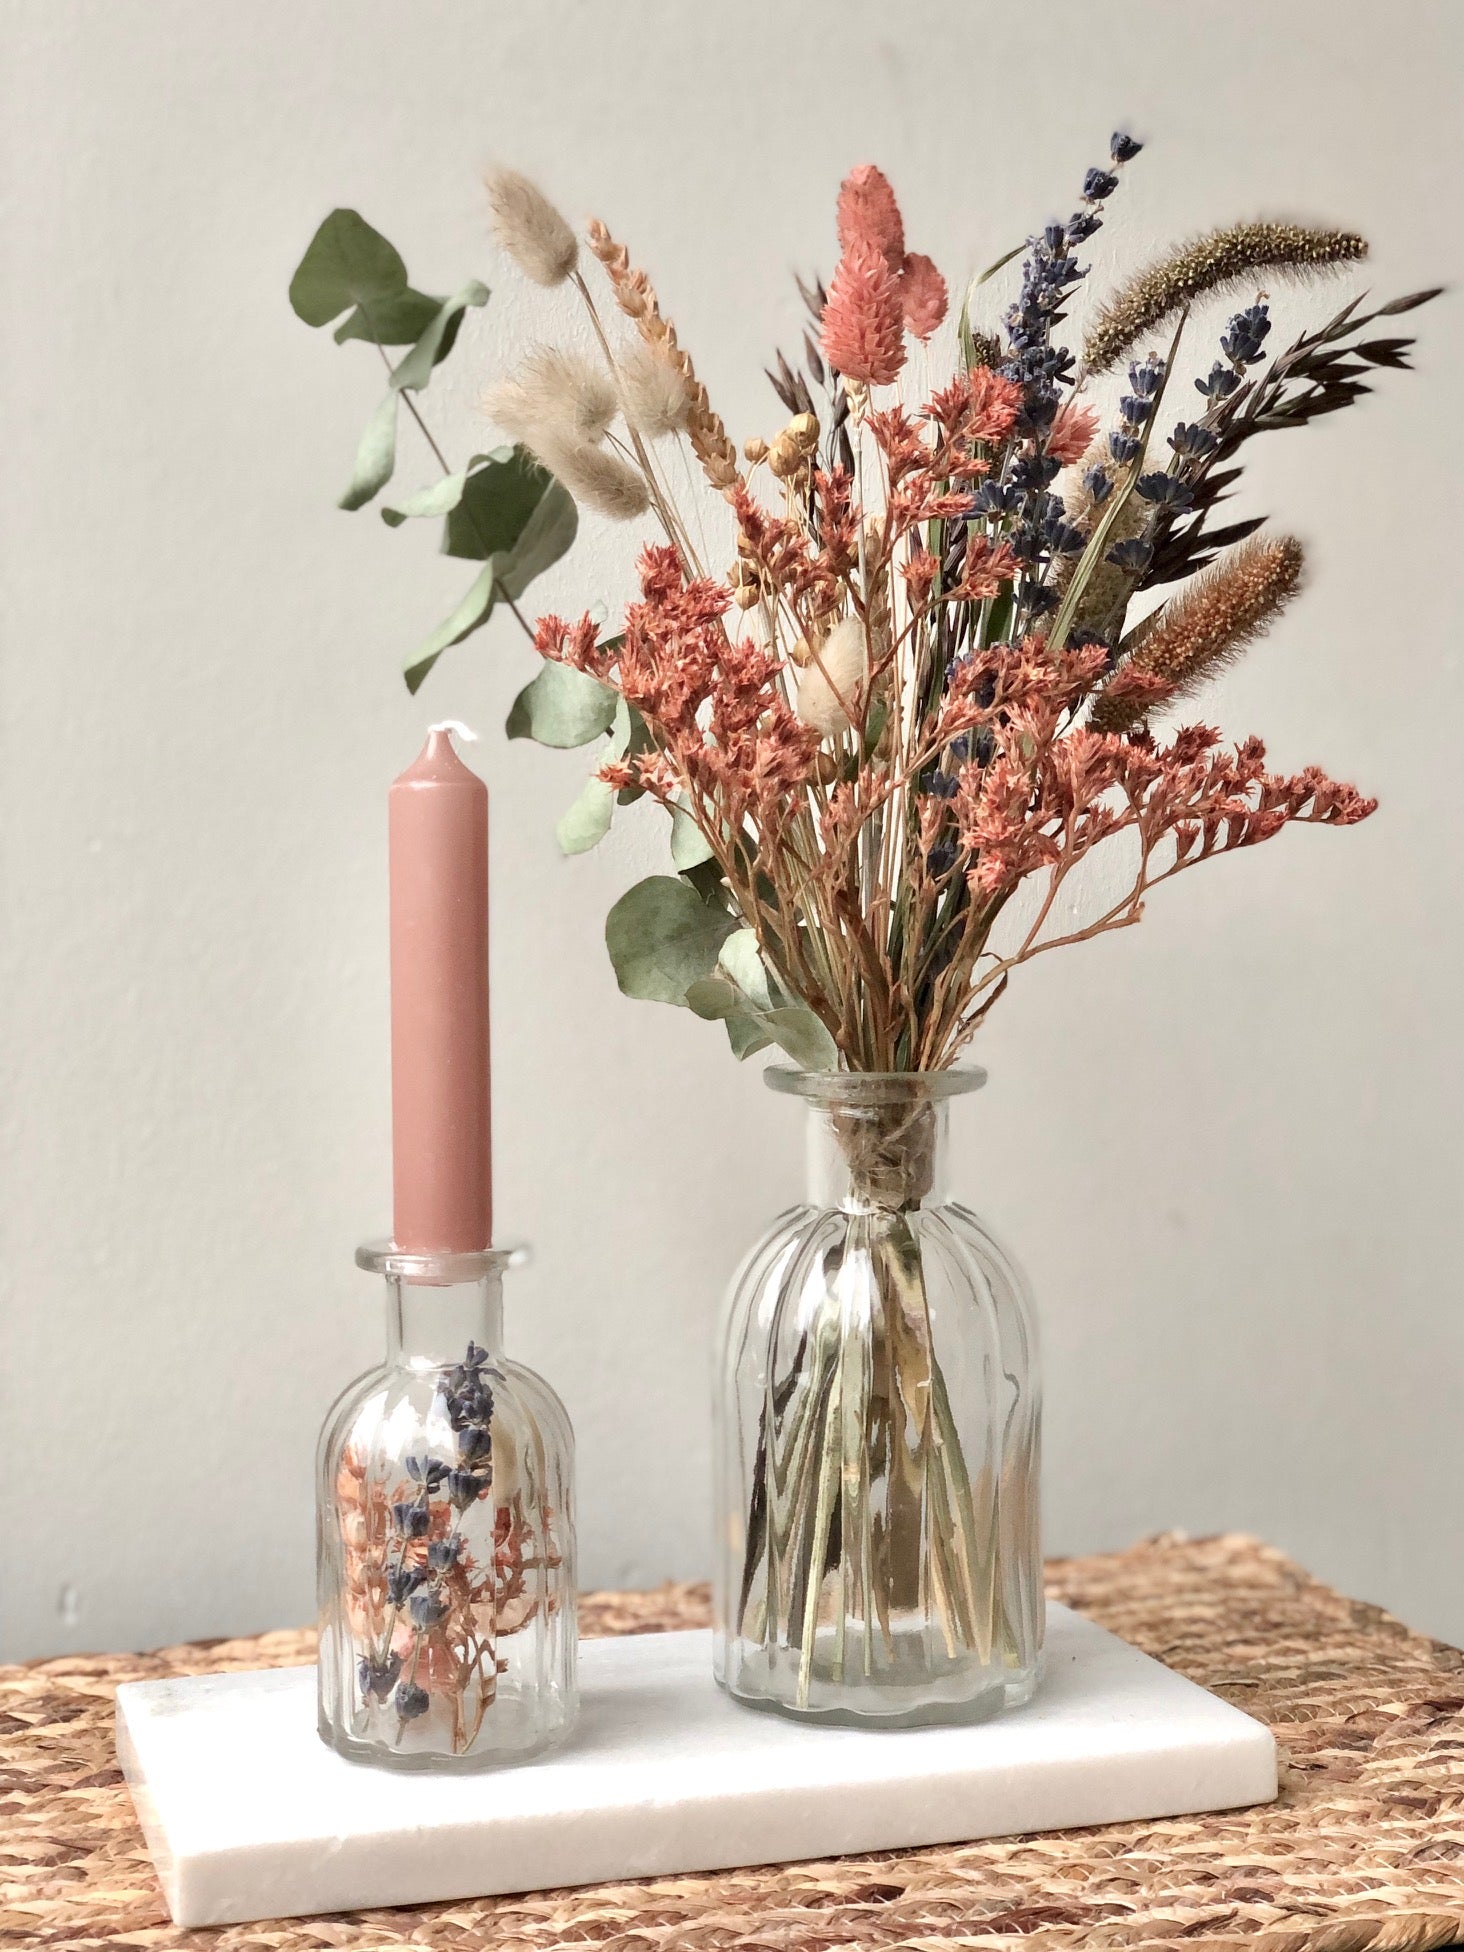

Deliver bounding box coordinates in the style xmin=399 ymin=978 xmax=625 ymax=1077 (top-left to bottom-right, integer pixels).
xmin=827 ymin=1097 xmax=939 ymax=1211
xmin=765 ymin=1068 xmax=984 ymax=1213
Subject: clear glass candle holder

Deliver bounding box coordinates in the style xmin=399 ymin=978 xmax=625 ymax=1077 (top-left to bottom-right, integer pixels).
xmin=316 ymin=1242 xmax=576 ymax=1770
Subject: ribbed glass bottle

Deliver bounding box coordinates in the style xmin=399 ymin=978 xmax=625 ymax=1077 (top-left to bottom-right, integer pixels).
xmin=714 ymin=1069 xmax=1041 ymax=1727
xmin=317 ymin=1244 xmax=575 ymax=1770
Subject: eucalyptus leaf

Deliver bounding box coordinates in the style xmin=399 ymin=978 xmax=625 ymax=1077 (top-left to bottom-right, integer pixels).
xmin=670 ymin=799 xmax=715 ymax=870
xmin=685 ymin=975 xmax=740 ymax=1022
xmin=718 ymin=929 xmax=772 ymax=1013
xmin=399 ymin=451 xmax=580 ymax=691
xmin=390 ymin=280 xmax=490 ymax=393
xmin=339 ymin=391 xmax=399 ymax=511
xmin=403 ymin=563 xmax=495 ymax=694
xmin=555 ymin=774 xmax=616 ymax=855
xmin=381 ymin=468 xmax=472 ymax=527
xmin=554 ymin=700 xmax=631 ymax=854
xmin=506 ymin=662 xmax=618 ymax=748
xmin=605 ymin=875 xmax=736 ymax=1006
xmin=727 ymin=1014 xmax=775 ymax=1061
xmin=765 ymin=1005 xmax=839 ymax=1071
xmin=333 ymin=288 xmax=444 ymax=348
xmin=289 ymin=209 xmax=407 ymax=327
xmin=493 ymin=473 xmax=577 ymax=599
xmin=445 ymin=448 xmax=573 ymax=568
xmin=613 ymin=707 xmax=656 ymax=806
xmin=679 ymin=857 xmax=732 ymax=906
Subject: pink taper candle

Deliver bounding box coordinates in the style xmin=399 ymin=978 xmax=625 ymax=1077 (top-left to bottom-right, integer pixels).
xmin=389 ymin=726 xmax=492 ymax=1253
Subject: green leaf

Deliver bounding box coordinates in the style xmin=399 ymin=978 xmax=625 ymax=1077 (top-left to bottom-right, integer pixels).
xmin=334 ymin=287 xmax=445 ymax=348
xmin=727 ymin=1014 xmax=775 ymax=1060
xmin=670 ymin=799 xmax=715 ymax=870
xmin=339 ymin=391 xmax=400 ymax=511
xmin=685 ymin=975 xmax=740 ymax=1022
xmin=493 ymin=473 xmax=577 ymax=599
xmin=718 ymin=929 xmax=772 ymax=1013
xmin=765 ymin=1006 xmax=838 ymax=1071
xmin=381 ymin=467 xmax=473 ymax=527
xmin=506 ymin=662 xmax=618 ymax=748
xmin=974 ymin=240 xmax=1024 ymax=288
xmin=605 ymin=875 xmax=737 ymax=1006
xmin=403 ymin=563 xmax=495 ymax=694
xmin=613 ymin=707 xmax=656 ymax=806
xmin=389 ymin=280 xmax=490 ymax=393
xmin=554 ymin=700 xmax=632 ymax=854
xmin=444 ymin=448 xmax=573 ymax=568
xmin=399 ymin=450 xmax=581 ymax=692
xmin=555 ymin=774 xmax=616 ymax=855
xmin=679 ymin=858 xmax=731 ymax=906
xmin=861 ymin=698 xmax=889 ymax=762
xmin=289 ymin=210 xmax=407 ymax=327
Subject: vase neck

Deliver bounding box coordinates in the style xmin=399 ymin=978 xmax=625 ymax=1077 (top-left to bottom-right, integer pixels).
xmin=805 ymin=1095 xmax=955 ymax=1212
xmin=384 ymin=1271 xmax=504 ymax=1369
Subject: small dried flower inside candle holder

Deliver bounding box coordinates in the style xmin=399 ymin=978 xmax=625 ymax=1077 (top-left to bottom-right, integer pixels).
xmin=316 ymin=1242 xmax=577 ymax=1771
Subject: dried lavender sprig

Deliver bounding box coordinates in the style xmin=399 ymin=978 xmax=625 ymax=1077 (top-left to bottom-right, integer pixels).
xmin=997 ymin=135 xmax=1143 ymax=636
xmin=1048 ymin=313 xmax=1187 ymax=653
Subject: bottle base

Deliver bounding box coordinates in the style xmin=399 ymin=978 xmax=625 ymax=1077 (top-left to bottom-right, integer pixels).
xmin=719 ymin=1656 xmax=1041 ymax=1731
xmin=317 ymin=1710 xmax=572 ymax=1773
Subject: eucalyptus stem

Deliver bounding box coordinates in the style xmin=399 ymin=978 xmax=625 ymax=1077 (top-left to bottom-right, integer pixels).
xmin=373 ymin=343 xmax=538 ymax=648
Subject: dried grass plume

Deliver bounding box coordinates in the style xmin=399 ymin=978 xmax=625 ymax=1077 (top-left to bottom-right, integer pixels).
xmin=618 ymin=340 xmax=691 ymax=438
xmin=484 ymin=167 xmax=579 ymax=286
xmin=485 ymin=345 xmax=618 ymax=448
xmin=1089 ymin=533 xmax=1306 ymax=732
xmin=1083 ymin=222 xmax=1368 ymax=375
xmin=534 ymin=434 xmax=649 ymax=520
xmin=796 ymin=617 xmax=868 ymax=737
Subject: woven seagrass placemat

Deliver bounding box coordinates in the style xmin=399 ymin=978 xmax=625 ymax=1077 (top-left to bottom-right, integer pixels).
xmin=2 ymin=1532 xmax=1462 ymax=1951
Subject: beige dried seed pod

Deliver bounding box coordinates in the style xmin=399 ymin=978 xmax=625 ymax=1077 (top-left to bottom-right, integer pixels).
xmin=732 ymin=582 xmax=762 ymax=610
xmin=768 ymin=436 xmax=804 ymax=481
xmin=787 ymin=636 xmax=814 ymax=668
xmin=743 ymin=436 xmax=770 ymax=464
xmin=788 ymin=411 xmax=820 ymax=451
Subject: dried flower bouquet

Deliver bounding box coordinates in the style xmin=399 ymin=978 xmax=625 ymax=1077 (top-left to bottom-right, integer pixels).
xmin=292 ymin=138 xmax=1433 ymax=1715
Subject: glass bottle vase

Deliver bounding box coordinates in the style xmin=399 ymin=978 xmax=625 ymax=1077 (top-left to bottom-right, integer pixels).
xmin=714 ymin=1069 xmax=1041 ymax=1727
xmin=317 ymin=1243 xmax=576 ymax=1769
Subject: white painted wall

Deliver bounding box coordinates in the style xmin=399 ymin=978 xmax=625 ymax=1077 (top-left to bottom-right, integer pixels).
xmin=2 ymin=0 xmax=1460 ymax=1661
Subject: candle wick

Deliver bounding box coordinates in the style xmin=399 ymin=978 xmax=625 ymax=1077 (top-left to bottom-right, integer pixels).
xmin=428 ymin=719 xmax=480 ymax=745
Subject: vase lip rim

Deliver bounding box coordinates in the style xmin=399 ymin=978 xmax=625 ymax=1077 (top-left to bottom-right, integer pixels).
xmin=764 ymin=1065 xmax=987 ymax=1104
xmin=357 ymin=1239 xmax=531 ymax=1282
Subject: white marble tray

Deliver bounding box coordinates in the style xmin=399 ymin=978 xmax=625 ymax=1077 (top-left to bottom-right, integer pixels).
xmin=116 ymin=1606 xmax=1277 ymax=1928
